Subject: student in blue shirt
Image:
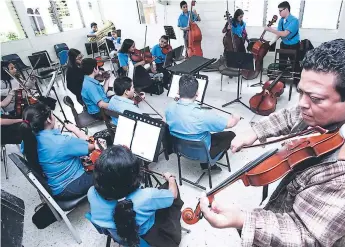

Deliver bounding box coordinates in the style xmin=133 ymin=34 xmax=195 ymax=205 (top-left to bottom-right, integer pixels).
xmin=81 ymin=58 xmax=110 ymax=120
xmin=87 ymin=22 xmax=98 ymax=38
xmin=151 ymin=35 xmax=172 ymax=89
xmin=108 ymin=77 xmax=142 ymax=125
xmin=88 ymin=145 xmax=183 ymax=247
xmin=265 ymin=1 xmax=301 ymax=80
xmin=20 ymin=103 xmax=95 ymax=200
xmin=165 ymin=74 xmax=240 ymax=171
xmin=177 ymin=1 xmax=201 ymax=57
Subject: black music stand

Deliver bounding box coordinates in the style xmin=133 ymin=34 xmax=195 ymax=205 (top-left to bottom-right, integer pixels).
xmin=167 ymin=56 xmax=216 ymax=75
xmin=163 ymin=45 xmax=184 ymax=68
xmin=164 ymin=26 xmax=176 ymax=45
xmin=222 ymin=52 xmax=254 ymax=110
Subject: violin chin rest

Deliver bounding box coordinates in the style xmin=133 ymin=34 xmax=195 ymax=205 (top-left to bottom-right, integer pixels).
xmin=340 ymin=124 xmax=345 ymax=139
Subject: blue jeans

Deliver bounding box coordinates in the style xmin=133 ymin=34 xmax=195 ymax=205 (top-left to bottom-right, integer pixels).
xmin=54 ymin=172 xmax=93 ymax=200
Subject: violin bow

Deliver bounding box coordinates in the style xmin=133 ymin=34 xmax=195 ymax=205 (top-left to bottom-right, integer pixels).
xmin=135 ymin=92 xmax=163 ymax=118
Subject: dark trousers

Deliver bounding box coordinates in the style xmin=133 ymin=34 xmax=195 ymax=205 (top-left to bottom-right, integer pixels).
xmin=183 ymin=31 xmax=188 ymax=57
xmin=90 ymin=111 xmax=103 ymax=120
xmin=156 ymin=63 xmax=171 ymax=87
xmin=280 ymin=42 xmax=301 ymax=83
xmin=1 ymin=122 xmax=22 ymax=144
xmin=54 ymin=172 xmax=93 ymax=200
xmin=200 ymin=131 xmax=236 ymax=169
xmin=142 ymin=181 xmax=183 ymax=247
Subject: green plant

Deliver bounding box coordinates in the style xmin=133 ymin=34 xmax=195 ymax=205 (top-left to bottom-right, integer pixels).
xmin=6 ymin=32 xmax=19 ymax=41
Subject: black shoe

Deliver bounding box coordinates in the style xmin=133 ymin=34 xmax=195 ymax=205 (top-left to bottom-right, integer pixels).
xmin=163 ymin=84 xmax=170 ymax=90
xmin=200 ymin=164 xmax=222 ymax=172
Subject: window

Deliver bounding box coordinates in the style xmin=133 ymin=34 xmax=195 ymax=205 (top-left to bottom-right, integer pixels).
xmin=23 ymin=0 xmax=60 ymax=35
xmin=51 ymin=0 xmax=83 ymax=31
xmin=302 ymin=0 xmax=343 ymax=29
xmin=79 ymin=0 xmax=103 ymax=29
xmin=234 ymin=0 xmax=265 ymax=26
xmin=266 ymin=0 xmax=301 ymax=27
xmin=0 ymin=1 xmax=26 ymax=42
xmin=137 ymin=0 xmax=157 ymax=24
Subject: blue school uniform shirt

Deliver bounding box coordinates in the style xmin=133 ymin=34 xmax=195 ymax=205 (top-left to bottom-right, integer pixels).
xmin=278 ymin=14 xmax=300 ymax=45
xmin=87 ymin=186 xmax=174 ymax=235
xmin=177 ymin=11 xmax=198 ymax=28
xmin=35 ymin=129 xmax=88 ymax=195
xmin=118 ymin=52 xmax=137 ymax=68
xmin=151 ymin=44 xmax=166 ymax=64
xmin=165 ymin=100 xmax=227 ymax=149
xmin=107 ymin=95 xmax=142 ymax=125
xmin=232 ymin=21 xmax=246 ymax=38
xmin=81 ymin=75 xmax=109 ymax=114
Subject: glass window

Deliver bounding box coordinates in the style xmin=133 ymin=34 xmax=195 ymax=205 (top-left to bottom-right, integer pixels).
xmin=52 ymin=0 xmax=83 ymax=31
xmin=0 ymin=1 xmax=26 ymax=42
xmin=234 ymin=0 xmax=265 ymax=26
xmin=23 ymin=0 xmax=60 ymax=35
xmin=266 ymin=0 xmax=301 ymax=27
xmin=138 ymin=0 xmax=157 ymax=24
xmin=79 ymin=0 xmax=103 ymax=29
xmin=302 ymin=0 xmax=343 ymax=29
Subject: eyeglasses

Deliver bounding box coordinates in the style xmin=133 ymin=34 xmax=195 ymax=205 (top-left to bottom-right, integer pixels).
xmin=279 ymin=8 xmax=286 ymax=13
xmin=76 ymin=55 xmax=84 ymax=60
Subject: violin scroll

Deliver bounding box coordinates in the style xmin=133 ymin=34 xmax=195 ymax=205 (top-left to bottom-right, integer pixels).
xmin=182 ymin=207 xmax=201 ymax=225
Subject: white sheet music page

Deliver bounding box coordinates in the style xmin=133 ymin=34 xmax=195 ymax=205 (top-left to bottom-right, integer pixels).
xmin=196 ymin=78 xmax=207 ymax=102
xmin=113 ymin=116 xmax=136 ymax=147
xmin=131 ymin=121 xmax=161 ymax=162
xmin=168 ymin=75 xmax=181 ymax=99
xmin=127 ymin=58 xmax=135 ymax=80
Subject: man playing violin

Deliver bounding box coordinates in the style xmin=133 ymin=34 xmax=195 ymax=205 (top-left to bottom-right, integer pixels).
xmin=200 ymin=39 xmax=345 ymax=246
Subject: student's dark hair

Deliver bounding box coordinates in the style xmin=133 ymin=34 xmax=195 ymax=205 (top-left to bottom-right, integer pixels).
xmin=278 ymin=1 xmax=291 ymax=12
xmin=90 ymin=22 xmax=97 ymax=28
xmin=94 ymin=146 xmax=141 ymax=246
xmin=232 ymin=9 xmax=244 ymax=27
xmin=160 ymin=35 xmax=169 ymax=41
xmin=179 ymin=74 xmax=198 ymax=99
xmin=113 ymin=77 xmax=132 ymax=96
xmin=302 ymin=39 xmax=345 ymax=102
xmin=67 ymin=48 xmax=81 ymax=69
xmin=119 ymin=39 xmax=134 ymax=53
xmin=180 ymin=1 xmax=187 ymax=8
xmin=20 ymin=103 xmax=52 ymax=175
xmin=81 ymin=58 xmax=97 ymax=75
xmin=1 ymin=61 xmax=12 ymax=88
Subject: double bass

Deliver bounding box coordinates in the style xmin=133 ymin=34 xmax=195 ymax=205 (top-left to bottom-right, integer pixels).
xmin=242 ymin=15 xmax=278 ymax=80
xmin=187 ymin=1 xmax=203 ymax=57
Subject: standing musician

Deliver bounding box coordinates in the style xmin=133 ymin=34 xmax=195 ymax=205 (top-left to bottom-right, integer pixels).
xmin=81 ymin=58 xmax=111 ymax=120
xmin=151 ymin=35 xmax=172 ymax=89
xmin=108 ymin=77 xmax=142 ymax=125
xmin=66 ymin=49 xmax=84 ymax=106
xmin=265 ymin=1 xmax=301 ymax=82
xmin=21 ymin=103 xmax=96 ymax=200
xmin=88 ymin=145 xmax=183 ymax=247
xmin=165 ymin=74 xmax=240 ymax=171
xmin=177 ymin=1 xmax=201 ymax=57
xmin=199 ymin=39 xmax=345 ymax=246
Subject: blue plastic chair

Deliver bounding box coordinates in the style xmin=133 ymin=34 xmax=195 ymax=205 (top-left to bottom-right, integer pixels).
xmin=58 ymin=50 xmax=69 ymax=87
xmin=171 ymin=135 xmax=231 ymax=190
xmin=85 ymin=212 xmax=150 ymax=247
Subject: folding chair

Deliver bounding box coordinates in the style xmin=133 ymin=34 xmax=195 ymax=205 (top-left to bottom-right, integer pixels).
xmin=8 ymin=153 xmax=86 ymax=244
xmin=171 ymin=136 xmax=231 ymax=190
xmin=57 ymin=50 xmax=69 ymax=89
xmin=32 ymin=50 xmax=59 ymax=68
xmin=54 ymin=43 xmax=69 ymax=58
xmin=28 ymin=53 xmax=58 ymax=86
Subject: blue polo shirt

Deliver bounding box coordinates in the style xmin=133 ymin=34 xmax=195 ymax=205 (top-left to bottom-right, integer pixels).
xmin=81 ymin=75 xmax=109 ymax=114
xmin=177 ymin=11 xmax=198 ymax=28
xmin=232 ymin=21 xmax=246 ymax=38
xmin=165 ymin=100 xmax=227 ymax=149
xmin=108 ymin=95 xmax=142 ymax=125
xmin=87 ymin=186 xmax=174 ymax=235
xmin=35 ymin=129 xmax=88 ymax=195
xmin=118 ymin=52 xmax=137 ymax=68
xmin=278 ymin=14 xmax=300 ymax=45
xmin=151 ymin=44 xmax=166 ymax=64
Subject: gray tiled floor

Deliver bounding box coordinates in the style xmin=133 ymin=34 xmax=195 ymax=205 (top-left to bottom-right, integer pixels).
xmin=1 ymin=63 xmax=299 ymax=247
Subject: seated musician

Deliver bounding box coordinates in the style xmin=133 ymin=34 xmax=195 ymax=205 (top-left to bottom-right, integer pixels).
xmin=199 ymin=39 xmax=345 ymax=246
xmin=117 ymin=38 xmax=145 ymax=76
xmin=223 ymin=9 xmax=248 ymax=52
xmin=81 ymin=58 xmax=110 ymax=120
xmin=21 ymin=103 xmax=95 ymax=200
xmin=107 ymin=30 xmax=121 ymax=58
xmin=165 ymin=74 xmax=240 ymax=171
xmin=66 ymin=49 xmax=84 ymax=106
xmin=0 ymin=89 xmax=23 ymax=145
xmin=87 ymin=22 xmax=98 ymax=38
xmin=178 ymin=1 xmax=201 ymax=57
xmin=108 ymin=77 xmax=142 ymax=125
xmin=88 ymin=145 xmax=183 ymax=247
xmin=151 ymin=35 xmax=172 ymax=89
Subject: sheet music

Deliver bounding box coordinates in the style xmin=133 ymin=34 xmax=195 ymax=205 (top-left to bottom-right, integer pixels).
xmin=131 ymin=121 xmax=161 ymax=162
xmin=113 ymin=116 xmax=136 ymax=147
xmin=127 ymin=58 xmax=134 ymax=80
xmin=168 ymin=75 xmax=206 ymax=102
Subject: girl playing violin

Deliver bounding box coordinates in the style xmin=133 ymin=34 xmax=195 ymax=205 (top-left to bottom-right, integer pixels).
xmin=20 ymin=102 xmax=96 ymax=200
xmin=88 ymin=145 xmax=183 ymax=247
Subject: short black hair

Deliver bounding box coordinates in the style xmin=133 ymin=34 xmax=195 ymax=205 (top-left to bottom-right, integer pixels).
xmin=81 ymin=58 xmax=97 ymax=75
xmin=113 ymin=77 xmax=132 ymax=96
xmin=302 ymin=39 xmax=345 ymax=101
xmin=160 ymin=35 xmax=169 ymax=41
xmin=180 ymin=1 xmax=187 ymax=8
xmin=91 ymin=22 xmax=97 ymax=28
xmin=179 ymin=74 xmax=198 ymax=99
xmin=278 ymin=1 xmax=290 ymax=12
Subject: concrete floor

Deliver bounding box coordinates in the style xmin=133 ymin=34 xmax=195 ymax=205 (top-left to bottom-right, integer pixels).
xmin=1 ymin=63 xmax=299 ymax=247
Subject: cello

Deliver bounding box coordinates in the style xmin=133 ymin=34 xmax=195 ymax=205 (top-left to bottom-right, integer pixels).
xmin=187 ymin=1 xmax=203 ymax=57
xmin=222 ymin=11 xmax=237 ymax=52
xmin=242 ymin=15 xmax=278 ymax=80
xmin=181 ymin=125 xmax=345 ymax=225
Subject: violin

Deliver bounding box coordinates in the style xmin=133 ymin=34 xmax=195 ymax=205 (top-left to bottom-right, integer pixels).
xmin=14 ymin=89 xmax=24 ymax=117
xmin=95 ymin=56 xmax=105 ymax=67
xmin=161 ymin=44 xmax=172 ymax=55
xmin=130 ymin=49 xmax=154 ymax=64
xmin=182 ymin=125 xmax=345 ymax=225
xmin=95 ymin=70 xmax=111 ymax=82
xmin=249 ymin=71 xmax=284 ymax=116
xmin=187 ymin=1 xmax=203 ymax=57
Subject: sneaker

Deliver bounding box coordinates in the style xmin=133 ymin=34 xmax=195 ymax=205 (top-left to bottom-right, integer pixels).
xmin=201 ymin=164 xmax=222 ymax=172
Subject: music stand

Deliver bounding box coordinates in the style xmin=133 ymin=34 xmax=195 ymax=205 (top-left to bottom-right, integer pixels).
xmin=164 ymin=26 xmax=176 ymax=45
xmin=173 ymin=45 xmax=184 ymax=61
xmin=222 ymin=52 xmax=254 ymax=110
xmin=167 ymin=56 xmax=216 ymax=75
xmin=163 ymin=49 xmax=174 ymax=68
